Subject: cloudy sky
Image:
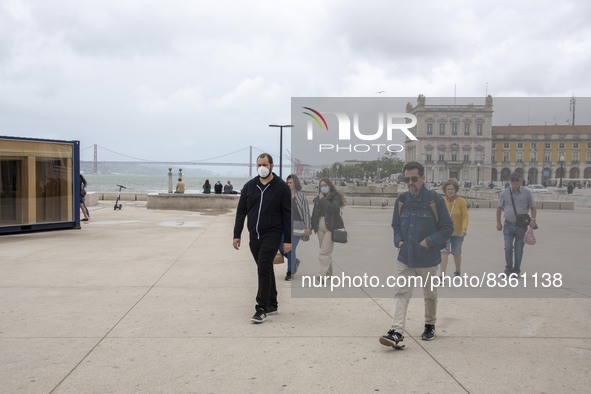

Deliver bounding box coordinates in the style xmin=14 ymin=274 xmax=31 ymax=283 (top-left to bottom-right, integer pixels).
xmin=1 ymin=0 xmax=590 ymax=169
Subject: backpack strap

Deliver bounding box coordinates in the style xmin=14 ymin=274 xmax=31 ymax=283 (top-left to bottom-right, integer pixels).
xmin=429 ymin=189 xmax=439 ymax=226
xmin=397 ymin=189 xmax=439 ymax=227
xmin=396 ymin=191 xmax=408 ymax=218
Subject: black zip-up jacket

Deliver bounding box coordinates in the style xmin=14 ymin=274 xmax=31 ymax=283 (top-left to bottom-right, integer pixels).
xmin=311 ymin=192 xmax=344 ymax=232
xmin=233 ymin=173 xmax=291 ymax=242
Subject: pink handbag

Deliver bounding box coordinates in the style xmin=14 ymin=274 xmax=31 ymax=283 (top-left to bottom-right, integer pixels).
xmin=524 ymin=227 xmax=536 ymax=245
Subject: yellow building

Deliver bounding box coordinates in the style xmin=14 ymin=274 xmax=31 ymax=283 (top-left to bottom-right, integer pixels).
xmin=405 ymin=95 xmax=591 ymax=187
xmin=492 ymin=125 xmax=591 ymax=184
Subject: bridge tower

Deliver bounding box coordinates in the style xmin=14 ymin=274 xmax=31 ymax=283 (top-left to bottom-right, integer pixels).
xmin=249 ymin=145 xmax=253 ymax=177
xmin=93 ymin=144 xmax=98 ymax=173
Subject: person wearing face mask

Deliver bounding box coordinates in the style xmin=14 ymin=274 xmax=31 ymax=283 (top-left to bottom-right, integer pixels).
xmin=439 ymin=178 xmax=469 ymax=277
xmin=311 ymin=178 xmax=345 ymax=279
xmin=379 ymin=161 xmax=453 ymax=349
xmin=280 ymin=174 xmax=311 ymax=281
xmin=233 ymin=153 xmax=291 ymax=324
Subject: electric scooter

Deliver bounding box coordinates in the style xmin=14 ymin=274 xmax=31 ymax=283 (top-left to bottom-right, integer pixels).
xmin=114 ymin=184 xmax=126 ymax=210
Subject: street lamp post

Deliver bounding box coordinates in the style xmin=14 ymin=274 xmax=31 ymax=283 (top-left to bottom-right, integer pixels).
xmin=269 ymin=124 xmax=294 ymax=178
xmin=477 ymin=163 xmax=481 ymax=186
xmin=559 ymin=155 xmax=565 ymax=188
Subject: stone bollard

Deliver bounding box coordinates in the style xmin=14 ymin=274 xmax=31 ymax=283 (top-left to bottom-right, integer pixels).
xmin=168 ymin=168 xmax=173 ymax=193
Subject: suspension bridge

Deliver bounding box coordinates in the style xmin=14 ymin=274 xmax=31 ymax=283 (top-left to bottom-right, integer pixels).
xmin=81 ymin=144 xmax=308 ymax=176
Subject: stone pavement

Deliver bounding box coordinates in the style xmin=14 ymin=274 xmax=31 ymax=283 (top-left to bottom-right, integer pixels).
xmin=1 ymin=201 xmax=590 ymax=393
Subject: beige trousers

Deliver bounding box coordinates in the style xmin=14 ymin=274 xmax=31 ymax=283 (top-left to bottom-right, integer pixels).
xmin=317 ymin=217 xmax=334 ymax=276
xmin=391 ymin=259 xmax=438 ymax=332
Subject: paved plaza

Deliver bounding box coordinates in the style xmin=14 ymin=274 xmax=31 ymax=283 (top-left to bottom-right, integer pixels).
xmin=1 ymin=200 xmax=590 ymax=393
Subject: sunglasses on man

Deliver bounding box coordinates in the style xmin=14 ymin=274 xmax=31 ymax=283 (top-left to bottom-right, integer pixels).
xmin=404 ymin=176 xmax=419 ymax=183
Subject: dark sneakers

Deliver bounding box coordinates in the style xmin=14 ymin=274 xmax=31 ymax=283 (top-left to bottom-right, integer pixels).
xmin=267 ymin=306 xmax=278 ymax=315
xmin=379 ymin=329 xmax=405 ymax=349
xmin=287 ymin=259 xmax=301 ymax=279
xmin=421 ymin=324 xmax=435 ymax=340
xmin=251 ymin=309 xmax=267 ymax=324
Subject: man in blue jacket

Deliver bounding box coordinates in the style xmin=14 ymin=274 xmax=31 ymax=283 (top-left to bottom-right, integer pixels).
xmin=380 ymin=162 xmax=453 ymax=348
xmin=233 ymin=153 xmax=291 ymax=323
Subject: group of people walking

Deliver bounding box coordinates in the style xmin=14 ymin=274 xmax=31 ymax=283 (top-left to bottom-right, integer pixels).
xmin=380 ymin=163 xmax=535 ymax=349
xmin=232 ymin=157 xmax=537 ymax=350
xmin=232 ymin=153 xmax=347 ymax=323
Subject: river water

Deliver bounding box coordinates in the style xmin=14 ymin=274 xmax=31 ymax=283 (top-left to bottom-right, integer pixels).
xmin=83 ymin=174 xmax=251 ymax=194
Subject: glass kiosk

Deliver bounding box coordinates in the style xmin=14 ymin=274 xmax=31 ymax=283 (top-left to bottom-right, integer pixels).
xmin=0 ymin=136 xmax=81 ymax=234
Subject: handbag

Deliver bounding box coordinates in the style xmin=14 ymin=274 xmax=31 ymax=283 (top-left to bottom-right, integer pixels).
xmin=330 ymin=211 xmax=348 ymax=244
xmin=332 ymin=228 xmax=348 ymax=243
xmin=516 ymin=214 xmax=531 ymax=227
xmin=293 ymin=220 xmax=306 ymax=236
xmin=273 ymin=252 xmax=285 ymax=265
xmin=524 ymin=227 xmax=536 ymax=245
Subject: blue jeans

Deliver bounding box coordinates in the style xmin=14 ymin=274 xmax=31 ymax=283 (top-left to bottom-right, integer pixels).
xmin=280 ymin=235 xmax=301 ymax=274
xmin=503 ymin=222 xmax=527 ymax=274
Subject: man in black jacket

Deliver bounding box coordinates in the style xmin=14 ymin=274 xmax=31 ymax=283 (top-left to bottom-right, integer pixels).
xmin=233 ymin=153 xmax=291 ymax=323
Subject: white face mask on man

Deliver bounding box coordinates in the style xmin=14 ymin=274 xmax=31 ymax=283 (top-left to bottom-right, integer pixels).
xmin=257 ymin=166 xmax=270 ymax=178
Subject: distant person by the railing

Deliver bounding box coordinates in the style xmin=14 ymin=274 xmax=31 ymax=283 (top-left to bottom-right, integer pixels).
xmin=214 ymin=181 xmax=223 ymax=194
xmin=175 ymin=178 xmax=185 ymax=194
xmin=223 ymin=180 xmax=234 ymax=194
xmin=203 ymin=179 xmax=211 ymax=194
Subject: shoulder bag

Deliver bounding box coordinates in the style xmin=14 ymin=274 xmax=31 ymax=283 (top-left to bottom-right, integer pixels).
xmin=331 ymin=211 xmax=348 ymax=244
xmin=509 ymin=190 xmax=530 ymax=228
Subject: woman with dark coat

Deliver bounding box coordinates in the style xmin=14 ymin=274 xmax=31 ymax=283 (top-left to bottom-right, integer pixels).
xmin=311 ymin=178 xmax=345 ymax=277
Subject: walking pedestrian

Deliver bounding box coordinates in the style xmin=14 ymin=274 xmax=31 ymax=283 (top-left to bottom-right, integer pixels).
xmin=280 ymin=174 xmax=311 ymax=281
xmin=233 ymin=153 xmax=291 ymax=324
xmin=439 ymin=179 xmax=468 ymax=277
xmin=80 ymin=175 xmax=90 ymax=221
xmin=496 ymin=172 xmax=537 ymax=277
xmin=379 ymin=162 xmax=453 ymax=349
xmin=311 ymin=178 xmax=345 ymax=278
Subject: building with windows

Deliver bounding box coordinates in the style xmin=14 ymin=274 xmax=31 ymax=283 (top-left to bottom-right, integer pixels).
xmin=404 ymin=95 xmax=591 ymax=186
xmin=491 ymin=125 xmax=591 ymax=184
xmin=405 ymin=94 xmax=493 ymax=185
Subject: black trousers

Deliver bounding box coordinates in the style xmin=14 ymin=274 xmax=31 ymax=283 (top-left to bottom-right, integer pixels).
xmin=249 ymin=234 xmax=281 ymax=312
